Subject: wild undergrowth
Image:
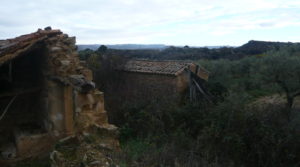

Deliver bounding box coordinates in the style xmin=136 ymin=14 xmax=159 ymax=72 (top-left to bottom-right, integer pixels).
xmin=114 ymin=45 xmax=300 ymax=167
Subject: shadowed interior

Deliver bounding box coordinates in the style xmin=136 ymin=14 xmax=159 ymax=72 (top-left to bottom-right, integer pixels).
xmin=0 ymin=44 xmax=48 ymax=159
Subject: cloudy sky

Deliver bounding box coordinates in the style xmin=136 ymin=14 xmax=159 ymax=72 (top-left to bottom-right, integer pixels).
xmin=0 ymin=0 xmax=299 ymax=46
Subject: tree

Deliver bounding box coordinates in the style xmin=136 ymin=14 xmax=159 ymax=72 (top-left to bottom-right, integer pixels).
xmin=259 ymin=46 xmax=300 ymax=119
xmin=86 ymin=53 xmax=102 ymax=70
xmin=78 ymin=48 xmax=94 ymax=60
xmin=97 ymin=45 xmax=108 ymax=53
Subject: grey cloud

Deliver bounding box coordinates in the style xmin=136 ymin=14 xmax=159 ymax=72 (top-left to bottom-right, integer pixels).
xmin=259 ymin=22 xmax=275 ymax=27
xmin=0 ymin=0 xmax=300 ymax=45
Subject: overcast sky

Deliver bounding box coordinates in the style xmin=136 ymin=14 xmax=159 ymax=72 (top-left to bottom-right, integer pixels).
xmin=0 ymin=0 xmax=299 ymax=46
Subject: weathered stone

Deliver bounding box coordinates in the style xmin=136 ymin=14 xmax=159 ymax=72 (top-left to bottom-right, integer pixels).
xmin=15 ymin=132 xmax=53 ymax=158
xmin=60 ymin=60 xmax=71 ymax=66
xmin=50 ymin=46 xmax=62 ymax=52
xmin=0 ymin=28 xmax=119 ymax=165
xmin=50 ymin=151 xmax=65 ymax=167
xmin=90 ymin=161 xmax=101 ymax=165
xmin=58 ymin=135 xmax=77 ymax=144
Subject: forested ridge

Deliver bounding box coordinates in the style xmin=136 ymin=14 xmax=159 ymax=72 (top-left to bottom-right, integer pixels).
xmin=79 ymin=40 xmax=299 ymax=61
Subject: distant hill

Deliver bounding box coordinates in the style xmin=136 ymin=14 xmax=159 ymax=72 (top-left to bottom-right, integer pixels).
xmin=77 ymin=44 xmax=168 ymax=51
xmin=204 ymin=46 xmax=233 ymax=49
xmin=77 ymin=44 xmax=229 ymax=51
xmin=236 ymin=40 xmax=298 ymax=55
xmin=78 ymin=40 xmax=300 ymax=61
xmin=77 ymin=41 xmax=299 ymax=52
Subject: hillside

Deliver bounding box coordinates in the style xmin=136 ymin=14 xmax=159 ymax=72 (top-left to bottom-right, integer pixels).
xmin=79 ymin=40 xmax=300 ymax=61
xmin=77 ymin=44 xmax=168 ymax=50
xmin=236 ymin=40 xmax=297 ymax=55
xmin=77 ymin=44 xmax=231 ymax=51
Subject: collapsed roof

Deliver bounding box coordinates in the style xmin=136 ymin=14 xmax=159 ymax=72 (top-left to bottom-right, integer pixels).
xmin=121 ymin=59 xmax=209 ymax=80
xmin=0 ymin=28 xmax=95 ymax=93
xmin=0 ymin=28 xmax=62 ymax=66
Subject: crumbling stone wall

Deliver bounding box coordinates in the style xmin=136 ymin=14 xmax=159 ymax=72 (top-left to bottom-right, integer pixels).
xmin=0 ymin=28 xmax=119 ymax=165
xmin=43 ymin=29 xmax=119 ymax=167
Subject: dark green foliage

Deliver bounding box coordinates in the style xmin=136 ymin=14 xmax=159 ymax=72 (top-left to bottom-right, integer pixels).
xmin=78 ymin=40 xmax=300 ymax=61
xmin=258 ymin=47 xmax=300 ymax=116
xmin=82 ymin=42 xmax=300 ymax=166
xmin=97 ymin=45 xmax=108 ymax=53
xmin=201 ymin=44 xmax=300 ymax=118
xmin=236 ymin=40 xmax=284 ymax=55
xmin=114 ymin=45 xmax=300 ymax=166
xmin=118 ymin=92 xmax=300 ymax=166
xmin=13 ymin=157 xmax=51 ymax=167
xmin=78 ymin=48 xmax=94 ymax=60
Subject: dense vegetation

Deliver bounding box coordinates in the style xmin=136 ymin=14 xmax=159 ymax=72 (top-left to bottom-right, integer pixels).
xmin=79 ymin=40 xmax=298 ymax=60
xmin=80 ymin=43 xmax=300 ymax=167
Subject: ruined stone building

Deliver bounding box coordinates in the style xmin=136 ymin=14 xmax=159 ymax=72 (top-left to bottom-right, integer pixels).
xmin=101 ymin=59 xmax=210 ymax=124
xmin=120 ymin=60 xmax=209 ymax=100
xmin=0 ymin=28 xmax=118 ymax=165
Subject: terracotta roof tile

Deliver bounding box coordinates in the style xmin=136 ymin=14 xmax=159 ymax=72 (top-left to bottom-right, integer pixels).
xmin=122 ymin=60 xmax=194 ymax=75
xmin=0 ymin=29 xmax=62 ymax=65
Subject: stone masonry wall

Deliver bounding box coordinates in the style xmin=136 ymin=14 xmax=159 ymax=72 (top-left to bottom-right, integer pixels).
xmin=0 ymin=28 xmax=119 ymax=166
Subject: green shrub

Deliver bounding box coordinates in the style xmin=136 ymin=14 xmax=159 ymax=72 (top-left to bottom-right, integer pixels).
xmin=113 ymin=45 xmax=300 ymax=166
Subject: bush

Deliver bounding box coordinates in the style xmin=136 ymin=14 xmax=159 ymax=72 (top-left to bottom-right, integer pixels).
xmin=118 ymin=91 xmax=300 ymax=167
xmin=97 ymin=45 xmax=300 ymax=166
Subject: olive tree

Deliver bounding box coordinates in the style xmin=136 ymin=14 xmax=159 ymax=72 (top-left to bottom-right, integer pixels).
xmin=259 ymin=46 xmax=300 ymax=119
